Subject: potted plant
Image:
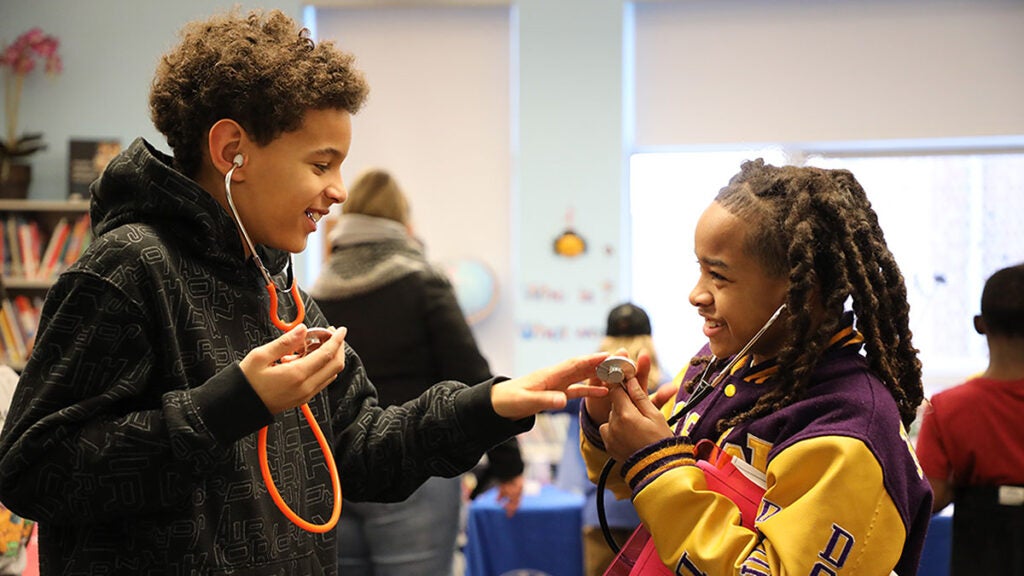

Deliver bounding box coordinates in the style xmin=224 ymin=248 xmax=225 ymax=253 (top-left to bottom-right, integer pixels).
xmin=1 ymin=27 xmax=62 ymax=198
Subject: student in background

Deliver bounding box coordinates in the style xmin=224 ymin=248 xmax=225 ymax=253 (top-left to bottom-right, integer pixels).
xmin=0 ymin=364 xmax=31 ymax=576
xmin=0 ymin=10 xmax=608 ymax=575
xmin=0 ymin=279 xmax=31 ymax=576
xmin=915 ymin=262 xmax=1024 ymax=575
xmin=583 ymin=159 xmax=932 ymax=575
xmin=310 ymin=169 xmax=524 ymax=576
xmin=555 ymin=302 xmax=673 ymax=576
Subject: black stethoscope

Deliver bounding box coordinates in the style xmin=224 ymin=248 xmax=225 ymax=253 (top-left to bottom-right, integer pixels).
xmin=594 ymin=304 xmax=786 ymax=552
xmin=224 ymin=155 xmax=342 ymax=533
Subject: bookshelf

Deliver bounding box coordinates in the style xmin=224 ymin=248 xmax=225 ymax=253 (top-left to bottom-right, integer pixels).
xmin=0 ymin=199 xmax=92 ymax=370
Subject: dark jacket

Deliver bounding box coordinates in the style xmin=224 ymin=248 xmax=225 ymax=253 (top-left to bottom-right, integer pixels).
xmin=0 ymin=138 xmax=530 ymax=575
xmin=310 ymin=215 xmax=522 ymax=481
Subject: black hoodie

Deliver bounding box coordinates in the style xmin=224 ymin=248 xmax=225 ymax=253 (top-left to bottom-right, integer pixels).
xmin=0 ymin=138 xmax=529 ymax=575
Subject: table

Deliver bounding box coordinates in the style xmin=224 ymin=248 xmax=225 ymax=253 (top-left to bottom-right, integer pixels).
xmin=465 ymin=484 xmax=952 ymax=576
xmin=465 ymin=484 xmax=584 ymax=576
xmin=918 ymin=508 xmax=952 ymax=576
xmin=15 ymin=493 xmax=953 ymax=576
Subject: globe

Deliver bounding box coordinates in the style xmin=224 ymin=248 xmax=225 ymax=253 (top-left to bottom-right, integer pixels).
xmin=443 ymin=258 xmax=499 ymax=325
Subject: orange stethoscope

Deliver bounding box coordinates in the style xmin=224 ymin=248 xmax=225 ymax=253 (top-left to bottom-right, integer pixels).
xmin=225 ymin=156 xmax=342 ymax=533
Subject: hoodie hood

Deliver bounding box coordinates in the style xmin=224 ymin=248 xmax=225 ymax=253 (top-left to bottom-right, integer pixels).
xmin=89 ymin=137 xmax=289 ymax=276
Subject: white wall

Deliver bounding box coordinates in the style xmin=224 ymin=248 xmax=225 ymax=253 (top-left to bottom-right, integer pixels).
xmin=313 ymin=5 xmax=516 ymax=375
xmin=633 ymin=0 xmax=1024 ymax=145
xmin=513 ymin=0 xmax=629 ymax=374
xmin=0 ymin=0 xmax=298 ymax=201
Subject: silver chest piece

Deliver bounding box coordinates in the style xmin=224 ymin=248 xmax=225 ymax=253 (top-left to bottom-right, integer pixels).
xmin=596 ymin=356 xmax=637 ymax=385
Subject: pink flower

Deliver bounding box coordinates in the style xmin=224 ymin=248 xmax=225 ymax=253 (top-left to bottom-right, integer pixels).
xmin=1 ymin=28 xmax=62 ymax=79
xmin=2 ymin=28 xmax=63 ymax=156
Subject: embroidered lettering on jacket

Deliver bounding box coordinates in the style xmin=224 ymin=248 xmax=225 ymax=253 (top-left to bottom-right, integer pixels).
xmin=739 ymin=547 xmax=771 ymax=575
xmin=809 ymin=523 xmax=856 ymax=575
xmin=676 ymin=551 xmax=707 ymax=576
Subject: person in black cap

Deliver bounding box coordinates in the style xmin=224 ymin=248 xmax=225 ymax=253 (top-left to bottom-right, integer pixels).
xmin=606 ymin=302 xmax=652 ymax=336
xmin=602 ymin=303 xmax=661 ymax=387
xmin=556 ymin=302 xmax=670 ymax=576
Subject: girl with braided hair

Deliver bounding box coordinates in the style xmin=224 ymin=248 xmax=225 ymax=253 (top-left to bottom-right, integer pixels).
xmin=582 ymin=159 xmax=933 ymax=575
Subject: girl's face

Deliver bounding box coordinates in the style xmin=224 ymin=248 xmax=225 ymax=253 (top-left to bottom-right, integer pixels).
xmin=233 ymin=108 xmax=351 ymax=254
xmin=689 ymin=201 xmax=789 ymax=363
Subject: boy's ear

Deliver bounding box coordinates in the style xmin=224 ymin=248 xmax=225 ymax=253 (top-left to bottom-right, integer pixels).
xmin=208 ymin=119 xmax=246 ymax=176
xmin=973 ymin=315 xmax=986 ymax=335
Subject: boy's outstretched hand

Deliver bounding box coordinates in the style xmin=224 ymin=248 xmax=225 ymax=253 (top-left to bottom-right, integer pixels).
xmin=490 ymin=353 xmax=610 ymax=420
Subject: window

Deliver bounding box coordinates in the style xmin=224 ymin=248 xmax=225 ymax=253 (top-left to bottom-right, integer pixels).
xmin=630 ymin=146 xmax=1024 ymax=395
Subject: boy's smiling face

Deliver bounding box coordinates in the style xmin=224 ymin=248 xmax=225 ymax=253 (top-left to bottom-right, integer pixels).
xmin=689 ymin=201 xmax=789 ymax=363
xmin=232 ymin=108 xmax=352 ymax=254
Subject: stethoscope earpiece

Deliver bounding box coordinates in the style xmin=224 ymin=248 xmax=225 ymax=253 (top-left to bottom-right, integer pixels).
xmin=222 ymin=154 xmax=305 ymax=331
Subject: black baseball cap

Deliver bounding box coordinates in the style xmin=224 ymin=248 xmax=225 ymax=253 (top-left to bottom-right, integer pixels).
xmin=606 ymin=303 xmax=652 ymax=337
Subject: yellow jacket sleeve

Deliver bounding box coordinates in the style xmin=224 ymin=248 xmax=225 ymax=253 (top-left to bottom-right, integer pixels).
xmin=632 ymin=435 xmax=906 ymax=574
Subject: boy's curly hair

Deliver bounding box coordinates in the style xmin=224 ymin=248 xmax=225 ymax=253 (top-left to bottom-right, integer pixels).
xmin=684 ymin=159 xmax=923 ymax=429
xmin=150 ymin=9 xmax=369 ymax=177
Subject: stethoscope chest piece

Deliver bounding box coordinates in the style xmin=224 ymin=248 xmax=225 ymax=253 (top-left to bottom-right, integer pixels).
xmin=597 ymin=356 xmax=638 ymax=385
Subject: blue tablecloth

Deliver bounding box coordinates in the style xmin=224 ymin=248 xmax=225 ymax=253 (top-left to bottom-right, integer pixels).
xmin=466 ymin=485 xmax=951 ymax=576
xmin=465 ymin=484 xmax=585 ymax=576
xmin=919 ymin=508 xmax=952 ymax=576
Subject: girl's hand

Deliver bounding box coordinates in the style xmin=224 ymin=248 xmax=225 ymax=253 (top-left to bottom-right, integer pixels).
xmin=240 ymin=324 xmax=348 ymax=415
xmin=490 ymin=353 xmax=610 ymax=420
xmin=599 ymin=366 xmax=673 ymax=462
xmin=651 ymin=381 xmax=680 ymax=409
xmin=584 ymin=348 xmax=652 ymax=426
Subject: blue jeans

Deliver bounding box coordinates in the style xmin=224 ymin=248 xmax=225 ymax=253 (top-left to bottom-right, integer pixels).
xmin=336 ymin=475 xmax=462 ymax=576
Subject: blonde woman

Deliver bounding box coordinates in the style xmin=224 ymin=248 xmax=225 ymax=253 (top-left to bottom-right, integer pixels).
xmin=311 ymin=169 xmax=525 ymax=576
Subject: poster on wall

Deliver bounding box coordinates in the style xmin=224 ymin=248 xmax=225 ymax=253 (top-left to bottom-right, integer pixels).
xmin=516 ymin=204 xmax=622 ymax=373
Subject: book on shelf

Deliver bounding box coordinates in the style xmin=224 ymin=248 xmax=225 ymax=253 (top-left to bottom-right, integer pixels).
xmin=17 ymin=222 xmax=41 ymax=279
xmin=0 ymin=300 xmax=26 ymax=366
xmin=62 ymin=213 xmax=92 ymax=269
xmin=1 ymin=213 xmax=91 ymax=280
xmin=4 ymin=216 xmax=21 ymax=278
xmin=12 ymin=295 xmax=39 ymax=346
xmin=0 ymin=295 xmax=42 ymax=367
xmin=38 ymin=217 xmax=70 ymax=280
xmin=69 ymin=139 xmax=121 ymax=199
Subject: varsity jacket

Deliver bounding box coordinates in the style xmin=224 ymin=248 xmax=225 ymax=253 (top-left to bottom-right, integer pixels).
xmin=0 ymin=138 xmax=530 ymax=575
xmin=582 ymin=319 xmax=932 ymax=575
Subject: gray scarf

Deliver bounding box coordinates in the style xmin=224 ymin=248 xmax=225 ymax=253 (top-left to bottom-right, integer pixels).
xmin=309 ymin=214 xmax=435 ymax=300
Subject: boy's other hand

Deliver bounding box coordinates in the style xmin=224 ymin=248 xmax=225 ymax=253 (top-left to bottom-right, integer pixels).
xmin=241 ymin=324 xmax=348 ymax=414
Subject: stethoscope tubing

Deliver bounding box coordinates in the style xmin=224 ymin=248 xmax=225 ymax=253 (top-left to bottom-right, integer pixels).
xmin=224 ymin=160 xmax=342 ymax=532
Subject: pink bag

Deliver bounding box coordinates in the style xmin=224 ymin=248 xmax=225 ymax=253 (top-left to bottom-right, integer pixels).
xmin=601 ymin=525 xmax=672 ymax=576
xmin=603 ymin=440 xmax=767 ymax=576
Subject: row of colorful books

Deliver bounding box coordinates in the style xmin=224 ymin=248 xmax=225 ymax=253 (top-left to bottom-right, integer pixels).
xmin=0 ymin=295 xmax=43 ymax=368
xmin=1 ymin=214 xmax=92 ymax=281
